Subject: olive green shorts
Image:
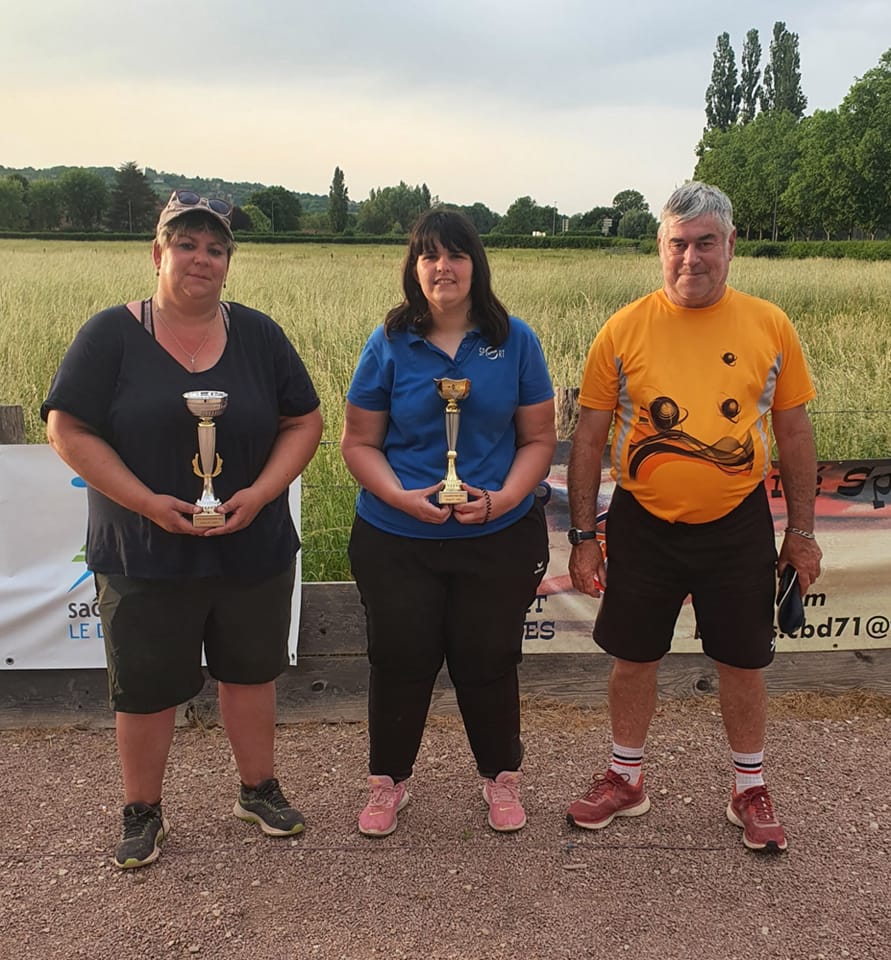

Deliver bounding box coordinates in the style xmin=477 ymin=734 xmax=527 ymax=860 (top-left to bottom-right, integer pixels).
xmin=96 ymin=561 xmax=296 ymax=714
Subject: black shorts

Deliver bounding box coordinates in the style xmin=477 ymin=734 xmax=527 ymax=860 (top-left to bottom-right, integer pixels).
xmin=96 ymin=561 xmax=296 ymax=713
xmin=593 ymin=486 xmax=777 ymax=669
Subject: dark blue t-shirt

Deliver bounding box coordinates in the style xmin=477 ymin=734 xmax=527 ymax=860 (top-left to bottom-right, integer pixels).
xmin=346 ymin=317 xmax=553 ymax=538
xmin=41 ymin=302 xmax=320 ymax=579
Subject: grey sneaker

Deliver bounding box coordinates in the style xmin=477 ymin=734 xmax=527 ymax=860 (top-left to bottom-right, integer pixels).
xmin=233 ymin=777 xmax=305 ymax=836
xmin=114 ymin=801 xmax=169 ymax=869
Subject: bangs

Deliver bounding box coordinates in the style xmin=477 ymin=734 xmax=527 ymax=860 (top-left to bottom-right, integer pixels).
xmin=411 ymin=212 xmax=476 ymax=257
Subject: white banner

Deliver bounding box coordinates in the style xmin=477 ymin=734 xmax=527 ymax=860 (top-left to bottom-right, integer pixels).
xmin=2 ymin=445 xmax=889 ymax=670
xmin=0 ymin=445 xmax=302 ymax=669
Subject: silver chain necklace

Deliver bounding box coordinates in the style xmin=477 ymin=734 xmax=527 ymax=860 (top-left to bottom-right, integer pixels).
xmin=153 ymin=300 xmax=217 ymax=370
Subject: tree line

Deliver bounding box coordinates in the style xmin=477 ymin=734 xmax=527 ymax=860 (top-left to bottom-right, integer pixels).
xmin=0 ymin=163 xmax=313 ymax=235
xmin=697 ymin=26 xmax=891 ymax=240
xmin=0 ymin=160 xmax=658 ymax=240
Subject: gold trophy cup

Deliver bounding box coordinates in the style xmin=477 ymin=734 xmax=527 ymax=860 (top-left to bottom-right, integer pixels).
xmin=183 ymin=389 xmax=228 ymax=528
xmin=434 ymin=378 xmax=471 ymax=504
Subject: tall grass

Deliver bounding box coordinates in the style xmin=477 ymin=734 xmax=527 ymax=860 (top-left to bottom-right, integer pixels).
xmin=2 ymin=240 xmax=889 ymax=579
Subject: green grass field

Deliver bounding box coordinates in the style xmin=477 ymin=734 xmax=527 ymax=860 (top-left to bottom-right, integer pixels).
xmin=2 ymin=240 xmax=889 ymax=579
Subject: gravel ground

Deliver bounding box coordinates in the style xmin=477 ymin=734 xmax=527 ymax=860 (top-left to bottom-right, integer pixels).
xmin=1 ymin=694 xmax=889 ymax=960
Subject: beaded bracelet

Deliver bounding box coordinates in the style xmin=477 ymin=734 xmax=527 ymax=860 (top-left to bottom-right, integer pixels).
xmin=785 ymin=526 xmax=816 ymax=540
xmin=481 ymin=489 xmax=492 ymax=524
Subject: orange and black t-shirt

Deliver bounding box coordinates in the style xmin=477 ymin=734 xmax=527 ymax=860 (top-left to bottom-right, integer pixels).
xmin=579 ymin=286 xmax=816 ymax=523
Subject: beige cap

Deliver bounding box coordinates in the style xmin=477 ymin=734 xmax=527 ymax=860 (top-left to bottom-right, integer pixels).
xmin=156 ymin=190 xmax=234 ymax=240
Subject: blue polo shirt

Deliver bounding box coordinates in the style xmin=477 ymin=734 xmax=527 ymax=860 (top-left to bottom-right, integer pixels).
xmin=347 ymin=317 xmax=554 ymax=539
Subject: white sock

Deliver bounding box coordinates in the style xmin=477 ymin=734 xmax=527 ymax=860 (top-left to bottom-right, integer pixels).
xmin=732 ymin=750 xmax=765 ymax=792
xmin=609 ymin=743 xmax=644 ymax=786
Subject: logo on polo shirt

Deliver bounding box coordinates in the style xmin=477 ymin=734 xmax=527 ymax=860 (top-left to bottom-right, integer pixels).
xmin=480 ymin=346 xmax=505 ymax=360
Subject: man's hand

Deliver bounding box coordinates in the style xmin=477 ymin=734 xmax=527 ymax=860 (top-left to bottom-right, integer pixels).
xmin=569 ymin=539 xmax=606 ymax=597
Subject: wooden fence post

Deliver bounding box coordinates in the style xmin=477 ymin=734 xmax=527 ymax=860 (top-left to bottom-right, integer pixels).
xmin=554 ymin=387 xmax=579 ymax=441
xmin=0 ymin=406 xmax=26 ymax=444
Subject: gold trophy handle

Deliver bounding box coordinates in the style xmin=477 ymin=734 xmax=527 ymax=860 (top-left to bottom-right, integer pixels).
xmin=192 ymin=453 xmax=222 ymax=479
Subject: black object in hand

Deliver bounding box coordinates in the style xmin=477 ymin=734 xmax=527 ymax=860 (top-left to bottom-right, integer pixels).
xmin=776 ymin=565 xmax=805 ymax=634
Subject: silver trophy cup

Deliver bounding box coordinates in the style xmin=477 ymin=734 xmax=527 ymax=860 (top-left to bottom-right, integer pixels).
xmin=183 ymin=390 xmax=228 ymax=528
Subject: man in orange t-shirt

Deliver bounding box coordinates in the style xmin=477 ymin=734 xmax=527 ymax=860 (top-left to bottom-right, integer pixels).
xmin=565 ymin=182 xmax=822 ymax=852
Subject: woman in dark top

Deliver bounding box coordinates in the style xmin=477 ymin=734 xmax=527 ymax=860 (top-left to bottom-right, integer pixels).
xmin=42 ymin=191 xmax=323 ymax=869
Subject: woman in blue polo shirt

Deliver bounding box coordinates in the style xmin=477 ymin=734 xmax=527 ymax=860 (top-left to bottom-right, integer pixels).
xmin=342 ymin=210 xmax=556 ymax=836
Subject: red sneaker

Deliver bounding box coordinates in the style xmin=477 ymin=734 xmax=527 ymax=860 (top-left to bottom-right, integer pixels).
xmin=358 ymin=776 xmax=409 ymax=837
xmin=726 ymin=784 xmax=788 ymax=852
xmin=482 ymin=771 xmax=527 ymax=832
xmin=566 ymin=770 xmax=650 ymax=830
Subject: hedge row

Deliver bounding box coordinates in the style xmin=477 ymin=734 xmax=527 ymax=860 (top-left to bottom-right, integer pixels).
xmin=0 ymin=231 xmax=158 ymax=241
xmin=0 ymin=230 xmax=633 ymax=249
xmin=3 ymin=231 xmax=891 ymax=260
xmin=480 ymin=234 xmax=640 ymax=250
xmin=0 ymin=230 xmax=406 ymax=245
xmin=735 ymin=239 xmax=891 ymax=260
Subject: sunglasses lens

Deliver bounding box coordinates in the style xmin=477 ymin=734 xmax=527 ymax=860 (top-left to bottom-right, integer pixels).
xmin=169 ymin=191 xmax=230 ymax=220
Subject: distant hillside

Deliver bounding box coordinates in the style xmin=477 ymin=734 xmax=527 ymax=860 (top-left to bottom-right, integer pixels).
xmin=0 ymin=164 xmax=331 ymax=213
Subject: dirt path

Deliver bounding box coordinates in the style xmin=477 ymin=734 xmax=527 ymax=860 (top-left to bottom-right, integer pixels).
xmin=1 ymin=695 xmax=889 ymax=960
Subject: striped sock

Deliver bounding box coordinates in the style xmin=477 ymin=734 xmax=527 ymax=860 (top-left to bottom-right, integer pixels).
xmin=609 ymin=743 xmax=644 ymax=786
xmin=732 ymin=750 xmax=765 ymax=792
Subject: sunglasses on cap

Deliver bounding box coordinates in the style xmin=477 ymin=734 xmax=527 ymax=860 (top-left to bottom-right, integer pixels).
xmin=169 ymin=190 xmax=233 ymax=217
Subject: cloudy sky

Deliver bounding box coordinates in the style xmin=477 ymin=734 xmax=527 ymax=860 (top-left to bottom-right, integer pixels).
xmin=4 ymin=1 xmax=890 ymax=216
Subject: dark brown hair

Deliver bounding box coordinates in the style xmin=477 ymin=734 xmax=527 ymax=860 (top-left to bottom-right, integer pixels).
xmin=384 ymin=209 xmax=509 ymax=346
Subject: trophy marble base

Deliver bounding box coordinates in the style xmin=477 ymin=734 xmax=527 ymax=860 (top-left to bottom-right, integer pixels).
xmin=193 ymin=510 xmax=225 ymax=528
xmin=438 ymin=488 xmax=468 ymax=505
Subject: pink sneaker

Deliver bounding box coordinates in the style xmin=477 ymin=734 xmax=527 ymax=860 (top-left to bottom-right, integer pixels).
xmin=358 ymin=775 xmax=409 ymax=837
xmin=726 ymin=784 xmax=788 ymax=852
xmin=566 ymin=770 xmax=651 ymax=830
xmin=482 ymin=771 xmax=527 ymax=832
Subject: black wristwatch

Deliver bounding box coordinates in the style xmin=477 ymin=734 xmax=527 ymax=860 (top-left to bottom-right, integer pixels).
xmin=567 ymin=527 xmax=598 ymax=546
